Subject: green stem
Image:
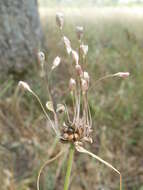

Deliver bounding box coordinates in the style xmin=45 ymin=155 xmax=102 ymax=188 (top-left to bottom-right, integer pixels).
xmin=64 ymin=144 xmax=75 ymax=190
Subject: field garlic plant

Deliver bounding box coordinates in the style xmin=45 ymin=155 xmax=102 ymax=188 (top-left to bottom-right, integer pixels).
xmin=18 ymin=12 xmax=130 ymax=190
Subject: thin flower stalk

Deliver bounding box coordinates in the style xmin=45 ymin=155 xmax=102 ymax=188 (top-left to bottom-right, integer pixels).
xmin=90 ymin=72 xmax=130 ymax=91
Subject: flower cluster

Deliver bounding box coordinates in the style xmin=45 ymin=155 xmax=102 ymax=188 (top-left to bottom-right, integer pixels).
xmin=18 ymin=12 xmax=130 ymax=190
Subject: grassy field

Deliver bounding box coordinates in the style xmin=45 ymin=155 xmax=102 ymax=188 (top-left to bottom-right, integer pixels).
xmin=1 ymin=7 xmax=143 ymax=190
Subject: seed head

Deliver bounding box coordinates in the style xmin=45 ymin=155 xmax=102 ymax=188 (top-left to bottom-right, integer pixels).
xmin=56 ymin=12 xmax=64 ymax=30
xmin=69 ymin=78 xmax=76 ymax=91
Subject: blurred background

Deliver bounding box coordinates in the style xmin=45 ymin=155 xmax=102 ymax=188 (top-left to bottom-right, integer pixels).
xmin=0 ymin=0 xmax=143 ymax=189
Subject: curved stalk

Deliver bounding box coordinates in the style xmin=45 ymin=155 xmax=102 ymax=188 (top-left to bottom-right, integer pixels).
xmin=30 ymin=90 xmax=59 ymax=135
xmin=37 ymin=149 xmax=63 ymax=190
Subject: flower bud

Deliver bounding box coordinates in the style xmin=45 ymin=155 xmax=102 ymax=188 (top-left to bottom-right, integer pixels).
xmin=56 ymin=12 xmax=64 ymax=30
xmin=51 ymin=56 xmax=61 ymax=70
xmin=69 ymin=78 xmax=76 ymax=91
xmin=71 ymin=50 xmax=79 ymax=65
xmin=63 ymin=36 xmax=72 ymax=55
xmin=83 ymin=71 xmax=90 ymax=82
xmin=75 ymin=64 xmax=83 ymax=76
xmin=38 ymin=51 xmax=45 ymax=63
xmin=76 ymin=26 xmax=83 ymax=40
xmin=113 ymin=72 xmax=130 ymax=78
xmin=18 ymin=81 xmax=32 ymax=92
xmin=81 ymin=79 xmax=88 ymax=92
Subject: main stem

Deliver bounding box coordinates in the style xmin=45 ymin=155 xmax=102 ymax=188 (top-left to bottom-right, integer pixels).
xmin=64 ymin=144 xmax=75 ymax=190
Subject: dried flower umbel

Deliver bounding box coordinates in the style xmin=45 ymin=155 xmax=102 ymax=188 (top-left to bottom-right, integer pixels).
xmin=18 ymin=13 xmax=130 ymax=190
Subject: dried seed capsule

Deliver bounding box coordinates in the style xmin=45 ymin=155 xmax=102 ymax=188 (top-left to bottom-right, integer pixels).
xmin=68 ymin=134 xmax=74 ymax=141
xmin=68 ymin=127 xmax=74 ymax=134
xmin=63 ymin=127 xmax=68 ymax=133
